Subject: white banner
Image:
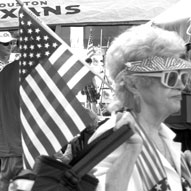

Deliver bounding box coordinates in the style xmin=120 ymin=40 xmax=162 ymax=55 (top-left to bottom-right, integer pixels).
xmin=0 ymin=0 xmax=179 ymax=29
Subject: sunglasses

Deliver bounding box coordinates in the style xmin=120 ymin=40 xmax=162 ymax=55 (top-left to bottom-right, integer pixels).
xmin=0 ymin=41 xmax=15 ymax=47
xmin=133 ymin=70 xmax=190 ymax=89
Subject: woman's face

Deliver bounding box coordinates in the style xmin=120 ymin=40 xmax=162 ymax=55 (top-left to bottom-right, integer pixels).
xmin=138 ymin=76 xmax=184 ymax=117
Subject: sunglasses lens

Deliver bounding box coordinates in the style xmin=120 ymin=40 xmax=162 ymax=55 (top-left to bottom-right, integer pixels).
xmin=166 ymin=72 xmax=178 ymax=87
xmin=181 ymin=73 xmax=189 ymax=86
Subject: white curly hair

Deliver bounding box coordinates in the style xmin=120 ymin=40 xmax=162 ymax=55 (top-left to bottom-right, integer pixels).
xmin=106 ymin=24 xmax=186 ymax=81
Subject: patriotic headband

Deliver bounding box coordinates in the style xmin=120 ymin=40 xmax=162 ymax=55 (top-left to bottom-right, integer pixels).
xmin=125 ymin=56 xmax=191 ymax=73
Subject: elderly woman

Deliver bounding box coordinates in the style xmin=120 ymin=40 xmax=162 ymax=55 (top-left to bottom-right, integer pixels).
xmin=89 ymin=25 xmax=191 ymax=191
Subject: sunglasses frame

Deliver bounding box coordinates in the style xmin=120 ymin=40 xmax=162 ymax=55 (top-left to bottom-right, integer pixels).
xmin=133 ymin=70 xmax=189 ymax=89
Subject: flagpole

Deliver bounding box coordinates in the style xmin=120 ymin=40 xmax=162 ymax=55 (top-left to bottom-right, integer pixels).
xmin=100 ymin=29 xmax=103 ymax=47
xmin=107 ymin=37 xmax=110 ymax=48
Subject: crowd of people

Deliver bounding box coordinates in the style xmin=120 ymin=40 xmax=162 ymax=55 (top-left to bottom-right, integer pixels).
xmin=1 ymin=23 xmax=191 ymax=191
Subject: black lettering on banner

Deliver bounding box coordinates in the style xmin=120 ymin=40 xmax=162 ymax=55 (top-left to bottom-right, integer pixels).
xmin=31 ymin=1 xmax=39 ymax=6
xmin=0 ymin=4 xmax=6 ymax=8
xmin=28 ymin=7 xmax=41 ymax=16
xmin=0 ymin=9 xmax=17 ymax=18
xmin=43 ymin=6 xmax=61 ymax=16
xmin=7 ymin=3 xmax=15 ymax=7
xmin=65 ymin=5 xmax=80 ymax=14
xmin=0 ymin=4 xmax=81 ymax=19
xmin=23 ymin=2 xmax=30 ymax=6
xmin=40 ymin=1 xmax=48 ymax=6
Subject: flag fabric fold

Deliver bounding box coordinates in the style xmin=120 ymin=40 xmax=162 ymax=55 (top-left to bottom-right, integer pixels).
xmin=18 ymin=5 xmax=94 ymax=169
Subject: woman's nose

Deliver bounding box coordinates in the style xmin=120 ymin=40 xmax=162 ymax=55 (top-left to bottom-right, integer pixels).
xmin=175 ymin=78 xmax=186 ymax=91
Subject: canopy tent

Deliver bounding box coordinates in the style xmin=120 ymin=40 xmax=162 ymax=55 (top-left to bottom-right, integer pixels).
xmin=152 ymin=0 xmax=191 ymax=24
xmin=0 ymin=0 xmax=179 ymax=29
xmin=151 ymin=0 xmax=191 ymax=42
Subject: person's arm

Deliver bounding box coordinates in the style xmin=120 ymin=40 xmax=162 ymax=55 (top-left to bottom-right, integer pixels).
xmin=105 ymin=111 xmax=143 ymax=191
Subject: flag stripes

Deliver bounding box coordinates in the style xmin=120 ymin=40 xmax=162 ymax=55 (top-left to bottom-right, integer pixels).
xmin=136 ymin=159 xmax=152 ymax=189
xmin=48 ymin=46 xmax=94 ymax=94
xmin=134 ymin=122 xmax=168 ymax=190
xmin=21 ymin=134 xmax=36 ymax=169
xmin=20 ymin=64 xmax=92 ymax=167
xmin=180 ymin=154 xmax=191 ymax=186
xmin=20 ymin=61 xmax=91 ymax=146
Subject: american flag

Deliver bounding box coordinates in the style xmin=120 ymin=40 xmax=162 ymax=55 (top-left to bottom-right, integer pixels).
xmin=18 ymin=5 xmax=94 ymax=169
xmin=87 ymin=29 xmax=94 ymax=58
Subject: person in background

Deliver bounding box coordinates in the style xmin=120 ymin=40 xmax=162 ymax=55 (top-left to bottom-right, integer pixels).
xmin=81 ymin=58 xmax=100 ymax=114
xmin=0 ymin=31 xmax=23 ymax=191
xmin=0 ymin=31 xmax=16 ymax=71
xmin=89 ymin=25 xmax=191 ymax=191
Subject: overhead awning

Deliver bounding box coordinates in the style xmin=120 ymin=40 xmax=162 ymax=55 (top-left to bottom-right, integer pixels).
xmin=0 ymin=0 xmax=179 ymax=29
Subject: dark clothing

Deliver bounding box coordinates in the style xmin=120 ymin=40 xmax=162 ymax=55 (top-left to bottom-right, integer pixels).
xmin=0 ymin=61 xmax=22 ymax=157
xmin=60 ymin=118 xmax=109 ymax=160
xmin=167 ymin=123 xmax=191 ymax=152
xmin=0 ymin=157 xmax=23 ymax=191
xmin=0 ymin=61 xmax=23 ymax=191
xmin=81 ymin=82 xmax=100 ymax=103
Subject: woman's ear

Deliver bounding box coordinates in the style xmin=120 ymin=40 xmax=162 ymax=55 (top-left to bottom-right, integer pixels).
xmin=125 ymin=80 xmax=139 ymax=94
xmin=124 ymin=81 xmax=141 ymax=113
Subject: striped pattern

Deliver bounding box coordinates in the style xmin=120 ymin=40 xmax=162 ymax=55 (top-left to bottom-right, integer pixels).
xmin=127 ymin=56 xmax=191 ymax=72
xmin=18 ymin=5 xmax=94 ymax=169
xmin=87 ymin=29 xmax=94 ymax=58
xmin=135 ymin=123 xmax=170 ymax=190
xmin=134 ymin=121 xmax=191 ymax=190
xmin=180 ymin=154 xmax=191 ymax=186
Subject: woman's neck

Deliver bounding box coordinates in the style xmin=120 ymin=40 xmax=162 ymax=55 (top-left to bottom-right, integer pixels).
xmin=135 ymin=109 xmax=164 ymax=136
xmin=133 ymin=109 xmax=176 ymax=167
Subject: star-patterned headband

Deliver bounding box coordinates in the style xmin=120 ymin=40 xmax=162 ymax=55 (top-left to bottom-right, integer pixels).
xmin=125 ymin=56 xmax=191 ymax=73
